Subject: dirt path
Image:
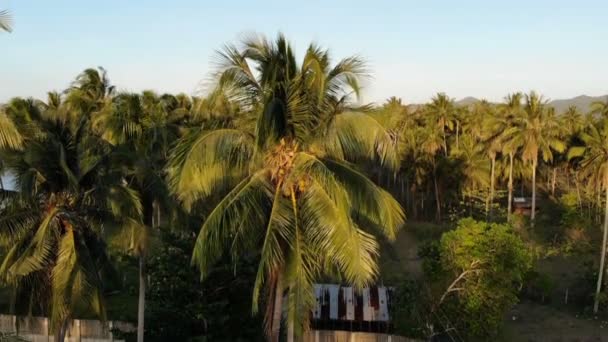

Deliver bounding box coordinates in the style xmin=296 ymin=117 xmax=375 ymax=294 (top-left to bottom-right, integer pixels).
xmin=380 ymin=229 xmax=423 ymax=281
xmin=501 ymin=301 xmax=608 ymax=342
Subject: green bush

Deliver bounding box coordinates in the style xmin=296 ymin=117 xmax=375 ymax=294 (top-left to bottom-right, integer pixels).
xmin=431 ymin=218 xmax=533 ymax=340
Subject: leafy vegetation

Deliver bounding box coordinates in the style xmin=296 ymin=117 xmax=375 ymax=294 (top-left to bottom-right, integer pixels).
xmin=1 ymin=32 xmax=608 ymax=341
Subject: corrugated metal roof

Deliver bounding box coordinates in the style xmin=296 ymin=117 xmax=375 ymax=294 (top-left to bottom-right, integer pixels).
xmin=312 ymin=284 xmax=392 ymax=323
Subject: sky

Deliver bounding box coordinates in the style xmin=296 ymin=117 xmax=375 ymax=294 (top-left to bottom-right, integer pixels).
xmin=1 ymin=0 xmax=607 ymax=104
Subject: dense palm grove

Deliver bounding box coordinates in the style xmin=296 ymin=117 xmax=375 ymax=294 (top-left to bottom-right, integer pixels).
xmin=1 ymin=33 xmax=608 ymax=341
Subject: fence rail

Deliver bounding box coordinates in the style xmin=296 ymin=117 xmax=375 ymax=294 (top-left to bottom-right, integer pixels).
xmin=0 ymin=314 xmax=134 ymax=342
xmin=305 ymin=330 xmax=420 ymax=342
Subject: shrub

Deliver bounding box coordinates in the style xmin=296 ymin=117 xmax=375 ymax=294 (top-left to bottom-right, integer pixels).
xmin=431 ymin=218 xmax=532 ymax=340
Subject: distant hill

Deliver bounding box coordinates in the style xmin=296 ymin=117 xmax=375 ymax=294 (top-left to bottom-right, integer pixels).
xmin=451 ymin=95 xmax=608 ymax=114
xmin=455 ymin=97 xmax=480 ymax=106
xmin=548 ymin=95 xmax=608 ymax=114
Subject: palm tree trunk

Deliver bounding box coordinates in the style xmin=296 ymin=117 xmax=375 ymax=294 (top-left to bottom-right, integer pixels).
xmin=507 ymin=152 xmax=514 ymax=222
xmin=442 ymin=130 xmax=448 ymax=156
xmin=55 ymin=319 xmax=68 ymax=342
xmin=270 ymin=276 xmax=284 ymax=342
xmin=455 ymin=121 xmax=460 ymax=151
xmin=433 ymin=167 xmax=441 ymax=222
xmin=137 ymin=255 xmax=145 ymax=342
xmin=599 ymin=190 xmax=603 ymax=224
xmin=551 ymin=168 xmax=557 ymax=196
xmin=154 ymin=201 xmax=161 ymax=228
xmin=575 ymin=171 xmax=582 ymax=210
xmin=287 ymin=319 xmax=294 ymax=342
xmin=412 ymin=185 xmax=418 ymax=219
xmin=487 ymin=156 xmax=496 ymax=220
xmin=531 ymin=159 xmax=537 ymax=224
xmin=593 ymin=181 xmax=608 ymax=313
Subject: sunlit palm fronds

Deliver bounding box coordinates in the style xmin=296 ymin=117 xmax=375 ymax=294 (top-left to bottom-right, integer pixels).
xmin=173 ymin=33 xmax=403 ymax=340
xmin=0 ymin=92 xmax=142 ymax=337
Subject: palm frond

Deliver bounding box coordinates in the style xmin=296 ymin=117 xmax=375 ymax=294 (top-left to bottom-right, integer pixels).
xmin=6 ymin=207 xmax=58 ymax=279
xmin=300 ymin=181 xmax=379 ymax=288
xmin=0 ymin=10 xmax=13 ymax=32
xmin=323 ymin=112 xmax=399 ymax=170
xmin=167 ymin=128 xmax=255 ymax=209
xmin=319 ymin=157 xmax=405 ymax=239
xmin=0 ymin=112 xmax=23 ymax=149
xmin=191 ymin=171 xmax=270 ymax=278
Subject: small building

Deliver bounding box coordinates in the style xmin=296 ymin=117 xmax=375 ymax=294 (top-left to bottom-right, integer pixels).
xmin=311 ymin=284 xmax=392 ymax=333
xmin=512 ymin=197 xmax=537 ymax=216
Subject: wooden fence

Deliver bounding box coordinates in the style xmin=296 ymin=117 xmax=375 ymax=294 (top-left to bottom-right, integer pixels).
xmin=305 ymin=330 xmax=420 ymax=342
xmin=0 ymin=314 xmax=135 ymax=342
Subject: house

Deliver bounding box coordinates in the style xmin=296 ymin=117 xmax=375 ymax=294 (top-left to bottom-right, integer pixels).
xmin=512 ymin=197 xmax=537 ymax=216
xmin=311 ymin=284 xmax=392 ymax=333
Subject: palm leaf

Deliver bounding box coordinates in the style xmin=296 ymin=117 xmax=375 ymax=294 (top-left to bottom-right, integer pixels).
xmin=323 ymin=112 xmax=399 ymax=170
xmin=0 ymin=10 xmax=13 ymax=33
xmin=167 ymin=128 xmax=255 ymax=209
xmin=0 ymin=112 xmax=23 ymax=149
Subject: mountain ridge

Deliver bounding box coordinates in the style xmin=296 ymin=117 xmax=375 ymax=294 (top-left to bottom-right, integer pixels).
xmin=452 ymin=94 xmax=608 ymax=113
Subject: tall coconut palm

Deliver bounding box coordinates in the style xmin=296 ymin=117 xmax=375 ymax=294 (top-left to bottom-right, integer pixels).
xmin=497 ymin=93 xmax=525 ymax=221
xmin=419 ymin=118 xmax=445 ymax=222
xmin=0 ymin=95 xmax=142 ymax=342
xmin=568 ymin=119 xmax=608 ymax=313
xmin=452 ymin=134 xmax=490 ymax=214
xmin=505 ymin=92 xmax=565 ymax=223
xmin=168 ymin=34 xmax=404 ymax=341
xmin=477 ymin=101 xmax=501 ymax=219
xmin=426 ymin=93 xmax=456 ymax=156
xmin=92 ymin=90 xmax=188 ymax=342
xmin=0 ymin=10 xmax=12 ymax=32
xmin=562 ymin=106 xmax=585 ymax=136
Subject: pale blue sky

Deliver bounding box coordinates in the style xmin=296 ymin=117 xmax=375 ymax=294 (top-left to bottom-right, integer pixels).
xmin=1 ymin=0 xmax=607 ymax=104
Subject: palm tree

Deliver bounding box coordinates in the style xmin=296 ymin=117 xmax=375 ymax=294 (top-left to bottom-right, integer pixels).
xmin=562 ymin=106 xmax=584 ymax=136
xmin=452 ymin=134 xmax=490 ymax=215
xmin=0 ymin=94 xmax=141 ymax=342
xmin=498 ymin=93 xmax=525 ymax=221
xmin=591 ymin=99 xmax=608 ymax=118
xmin=568 ymin=119 xmax=608 ymax=313
xmin=426 ymin=93 xmax=456 ymax=156
xmin=476 ymin=101 xmax=501 ymax=219
xmin=505 ymin=92 xmax=565 ymax=223
xmin=168 ymin=34 xmax=404 ymax=341
xmin=419 ymin=118 xmax=445 ymax=222
xmin=93 ymin=89 xmax=188 ymax=342
xmin=394 ymin=121 xmax=428 ymax=219
xmin=0 ymin=10 xmax=12 ymax=32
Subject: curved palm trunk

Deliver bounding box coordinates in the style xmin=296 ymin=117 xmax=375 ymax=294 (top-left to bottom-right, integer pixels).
xmin=593 ymin=182 xmax=608 ymax=313
xmin=138 ymin=255 xmax=145 ymax=342
xmin=531 ymin=159 xmax=537 ymax=224
xmin=507 ymin=153 xmax=514 ymax=222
